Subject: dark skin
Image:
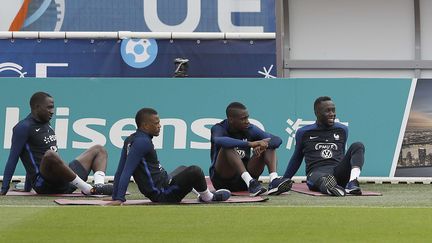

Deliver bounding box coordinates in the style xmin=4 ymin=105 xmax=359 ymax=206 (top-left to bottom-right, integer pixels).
xmin=315 ymin=100 xmax=336 ymax=127
xmin=107 ymin=113 xmax=161 ymax=205
xmin=314 ymin=99 xmax=360 ymax=173
xmin=215 ymin=108 xmax=277 ymax=180
xmin=35 ymin=96 xmax=107 ymax=185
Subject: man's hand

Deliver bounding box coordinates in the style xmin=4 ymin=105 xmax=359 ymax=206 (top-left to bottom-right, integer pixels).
xmin=250 ymin=138 xmax=271 ymax=157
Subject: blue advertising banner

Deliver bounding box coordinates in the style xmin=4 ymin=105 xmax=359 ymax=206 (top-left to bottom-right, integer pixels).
xmin=0 ymin=39 xmax=276 ymax=78
xmin=0 ymin=78 xmax=412 ymax=177
xmin=3 ymin=0 xmax=275 ymax=32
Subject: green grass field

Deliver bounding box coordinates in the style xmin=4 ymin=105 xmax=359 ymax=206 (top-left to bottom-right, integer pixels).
xmin=1 ymin=183 xmax=432 ymax=242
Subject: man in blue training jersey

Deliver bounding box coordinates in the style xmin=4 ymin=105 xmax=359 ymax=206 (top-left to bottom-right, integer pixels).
xmin=283 ymin=96 xmax=365 ymax=196
xmin=210 ymin=102 xmax=292 ymax=197
xmin=1 ymin=92 xmax=112 ymax=195
xmin=109 ymin=108 xmax=231 ymax=204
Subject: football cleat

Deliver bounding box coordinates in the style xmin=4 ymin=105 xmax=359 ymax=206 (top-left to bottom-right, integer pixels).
xmin=90 ymin=183 xmax=114 ymax=195
xmin=322 ymin=175 xmax=345 ymax=197
xmin=345 ymin=179 xmax=362 ymax=195
xmin=249 ymin=179 xmax=267 ymax=197
xmin=268 ymin=177 xmax=293 ymax=195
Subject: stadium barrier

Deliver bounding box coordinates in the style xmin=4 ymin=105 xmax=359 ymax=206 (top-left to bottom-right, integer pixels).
xmin=0 ymin=31 xmax=276 ymax=78
xmin=0 ymin=77 xmax=421 ymax=182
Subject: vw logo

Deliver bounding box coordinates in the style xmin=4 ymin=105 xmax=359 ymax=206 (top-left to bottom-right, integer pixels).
xmin=321 ymin=149 xmax=333 ymax=159
xmin=235 ymin=148 xmax=246 ymax=158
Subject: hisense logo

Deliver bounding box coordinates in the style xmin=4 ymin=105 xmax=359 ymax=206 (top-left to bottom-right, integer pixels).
xmin=2 ymin=107 xmax=266 ymax=150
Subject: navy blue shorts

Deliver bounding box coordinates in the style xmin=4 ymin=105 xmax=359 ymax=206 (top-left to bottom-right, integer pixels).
xmin=33 ymin=160 xmax=89 ymax=194
xmin=210 ymin=169 xmax=258 ymax=192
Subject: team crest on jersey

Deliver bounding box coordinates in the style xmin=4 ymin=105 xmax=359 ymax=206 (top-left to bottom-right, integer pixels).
xmin=234 ymin=147 xmax=246 ymax=158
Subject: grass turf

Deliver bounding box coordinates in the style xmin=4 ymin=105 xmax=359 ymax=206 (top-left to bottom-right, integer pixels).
xmin=1 ymin=183 xmax=432 ymax=242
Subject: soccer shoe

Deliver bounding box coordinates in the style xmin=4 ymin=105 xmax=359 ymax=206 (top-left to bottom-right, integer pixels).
xmin=267 ymin=177 xmax=293 ymax=195
xmin=198 ymin=189 xmax=231 ymax=202
xmin=90 ymin=183 xmax=114 ymax=195
xmin=345 ymin=179 xmax=362 ymax=195
xmin=249 ymin=179 xmax=267 ymax=197
xmin=322 ymin=175 xmax=346 ymax=197
xmin=212 ymin=189 xmax=231 ymax=201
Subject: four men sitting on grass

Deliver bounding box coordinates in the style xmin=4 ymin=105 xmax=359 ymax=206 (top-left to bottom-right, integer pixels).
xmin=1 ymin=93 xmax=365 ymax=200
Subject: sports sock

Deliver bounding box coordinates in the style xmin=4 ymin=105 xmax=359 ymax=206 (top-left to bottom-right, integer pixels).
xmin=269 ymin=172 xmax=278 ymax=182
xmin=198 ymin=189 xmax=213 ymax=202
xmin=349 ymin=167 xmax=361 ymax=181
xmin=93 ymin=171 xmax=105 ymax=185
xmin=70 ymin=176 xmax=93 ymax=195
xmin=241 ymin=172 xmax=253 ymax=187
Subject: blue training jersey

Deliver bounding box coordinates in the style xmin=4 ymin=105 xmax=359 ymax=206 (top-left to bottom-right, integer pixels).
xmin=1 ymin=114 xmax=57 ymax=193
xmin=283 ymin=122 xmax=348 ymax=179
xmin=112 ymin=130 xmax=169 ymax=202
xmin=209 ymin=119 xmax=282 ymax=176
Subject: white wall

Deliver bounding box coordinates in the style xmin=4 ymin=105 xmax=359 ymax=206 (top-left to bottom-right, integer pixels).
xmin=0 ymin=1 xmax=23 ymax=31
xmin=284 ymin=0 xmax=432 ymax=78
xmin=420 ymin=0 xmax=432 ymax=60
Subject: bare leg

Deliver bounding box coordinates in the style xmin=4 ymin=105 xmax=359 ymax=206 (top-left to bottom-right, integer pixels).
xmin=214 ymin=148 xmax=246 ymax=179
xmin=247 ymin=149 xmax=277 ymax=178
xmin=39 ymin=150 xmax=77 ymax=183
xmin=74 ymin=145 xmax=107 ymax=173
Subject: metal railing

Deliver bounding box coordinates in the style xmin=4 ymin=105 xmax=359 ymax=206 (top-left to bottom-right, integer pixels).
xmin=0 ymin=31 xmax=275 ymax=40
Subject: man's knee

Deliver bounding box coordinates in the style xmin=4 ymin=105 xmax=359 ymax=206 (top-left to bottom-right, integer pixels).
xmin=350 ymin=142 xmax=365 ymax=152
xmin=89 ymin=144 xmax=107 ymax=156
xmin=42 ymin=150 xmax=60 ymax=163
xmin=187 ymin=165 xmax=204 ymax=177
xmin=219 ymin=148 xmax=238 ymax=157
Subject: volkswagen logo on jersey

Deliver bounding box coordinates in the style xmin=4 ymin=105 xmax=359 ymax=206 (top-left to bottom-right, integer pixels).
xmin=120 ymin=38 xmax=158 ymax=68
xmin=235 ymin=147 xmax=246 ymax=159
xmin=321 ymin=149 xmax=333 ymax=159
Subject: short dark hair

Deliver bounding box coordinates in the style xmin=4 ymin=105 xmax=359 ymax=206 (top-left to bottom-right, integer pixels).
xmin=135 ymin=108 xmax=158 ymax=127
xmin=30 ymin=92 xmax=52 ymax=109
xmin=314 ymin=96 xmax=332 ymax=112
xmin=226 ymin=102 xmax=247 ymax=117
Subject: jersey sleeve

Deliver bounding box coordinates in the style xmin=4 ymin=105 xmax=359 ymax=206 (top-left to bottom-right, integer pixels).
xmin=249 ymin=125 xmax=282 ymax=149
xmin=111 ymin=143 xmax=128 ymax=200
xmin=283 ymin=129 xmax=305 ymax=179
xmin=112 ymin=137 xmax=151 ymax=202
xmin=1 ymin=122 xmax=30 ymax=194
xmin=211 ymin=125 xmax=249 ymax=148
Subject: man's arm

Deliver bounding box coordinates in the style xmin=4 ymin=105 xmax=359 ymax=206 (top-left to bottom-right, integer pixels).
xmin=111 ymin=145 xmax=128 ymax=200
xmin=283 ymin=131 xmax=305 ymax=179
xmin=249 ymin=125 xmax=282 ymax=149
xmin=1 ymin=123 xmax=29 ymax=195
xmin=211 ymin=125 xmax=249 ymax=148
xmin=112 ymin=138 xmax=150 ymax=202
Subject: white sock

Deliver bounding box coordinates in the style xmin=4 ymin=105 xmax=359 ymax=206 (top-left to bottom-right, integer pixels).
xmin=241 ymin=172 xmax=253 ymax=187
xmin=93 ymin=171 xmax=105 ymax=185
xmin=198 ymin=188 xmax=213 ymax=202
xmin=269 ymin=172 xmax=278 ymax=182
xmin=349 ymin=167 xmax=361 ymax=181
xmin=70 ymin=176 xmax=93 ymax=195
